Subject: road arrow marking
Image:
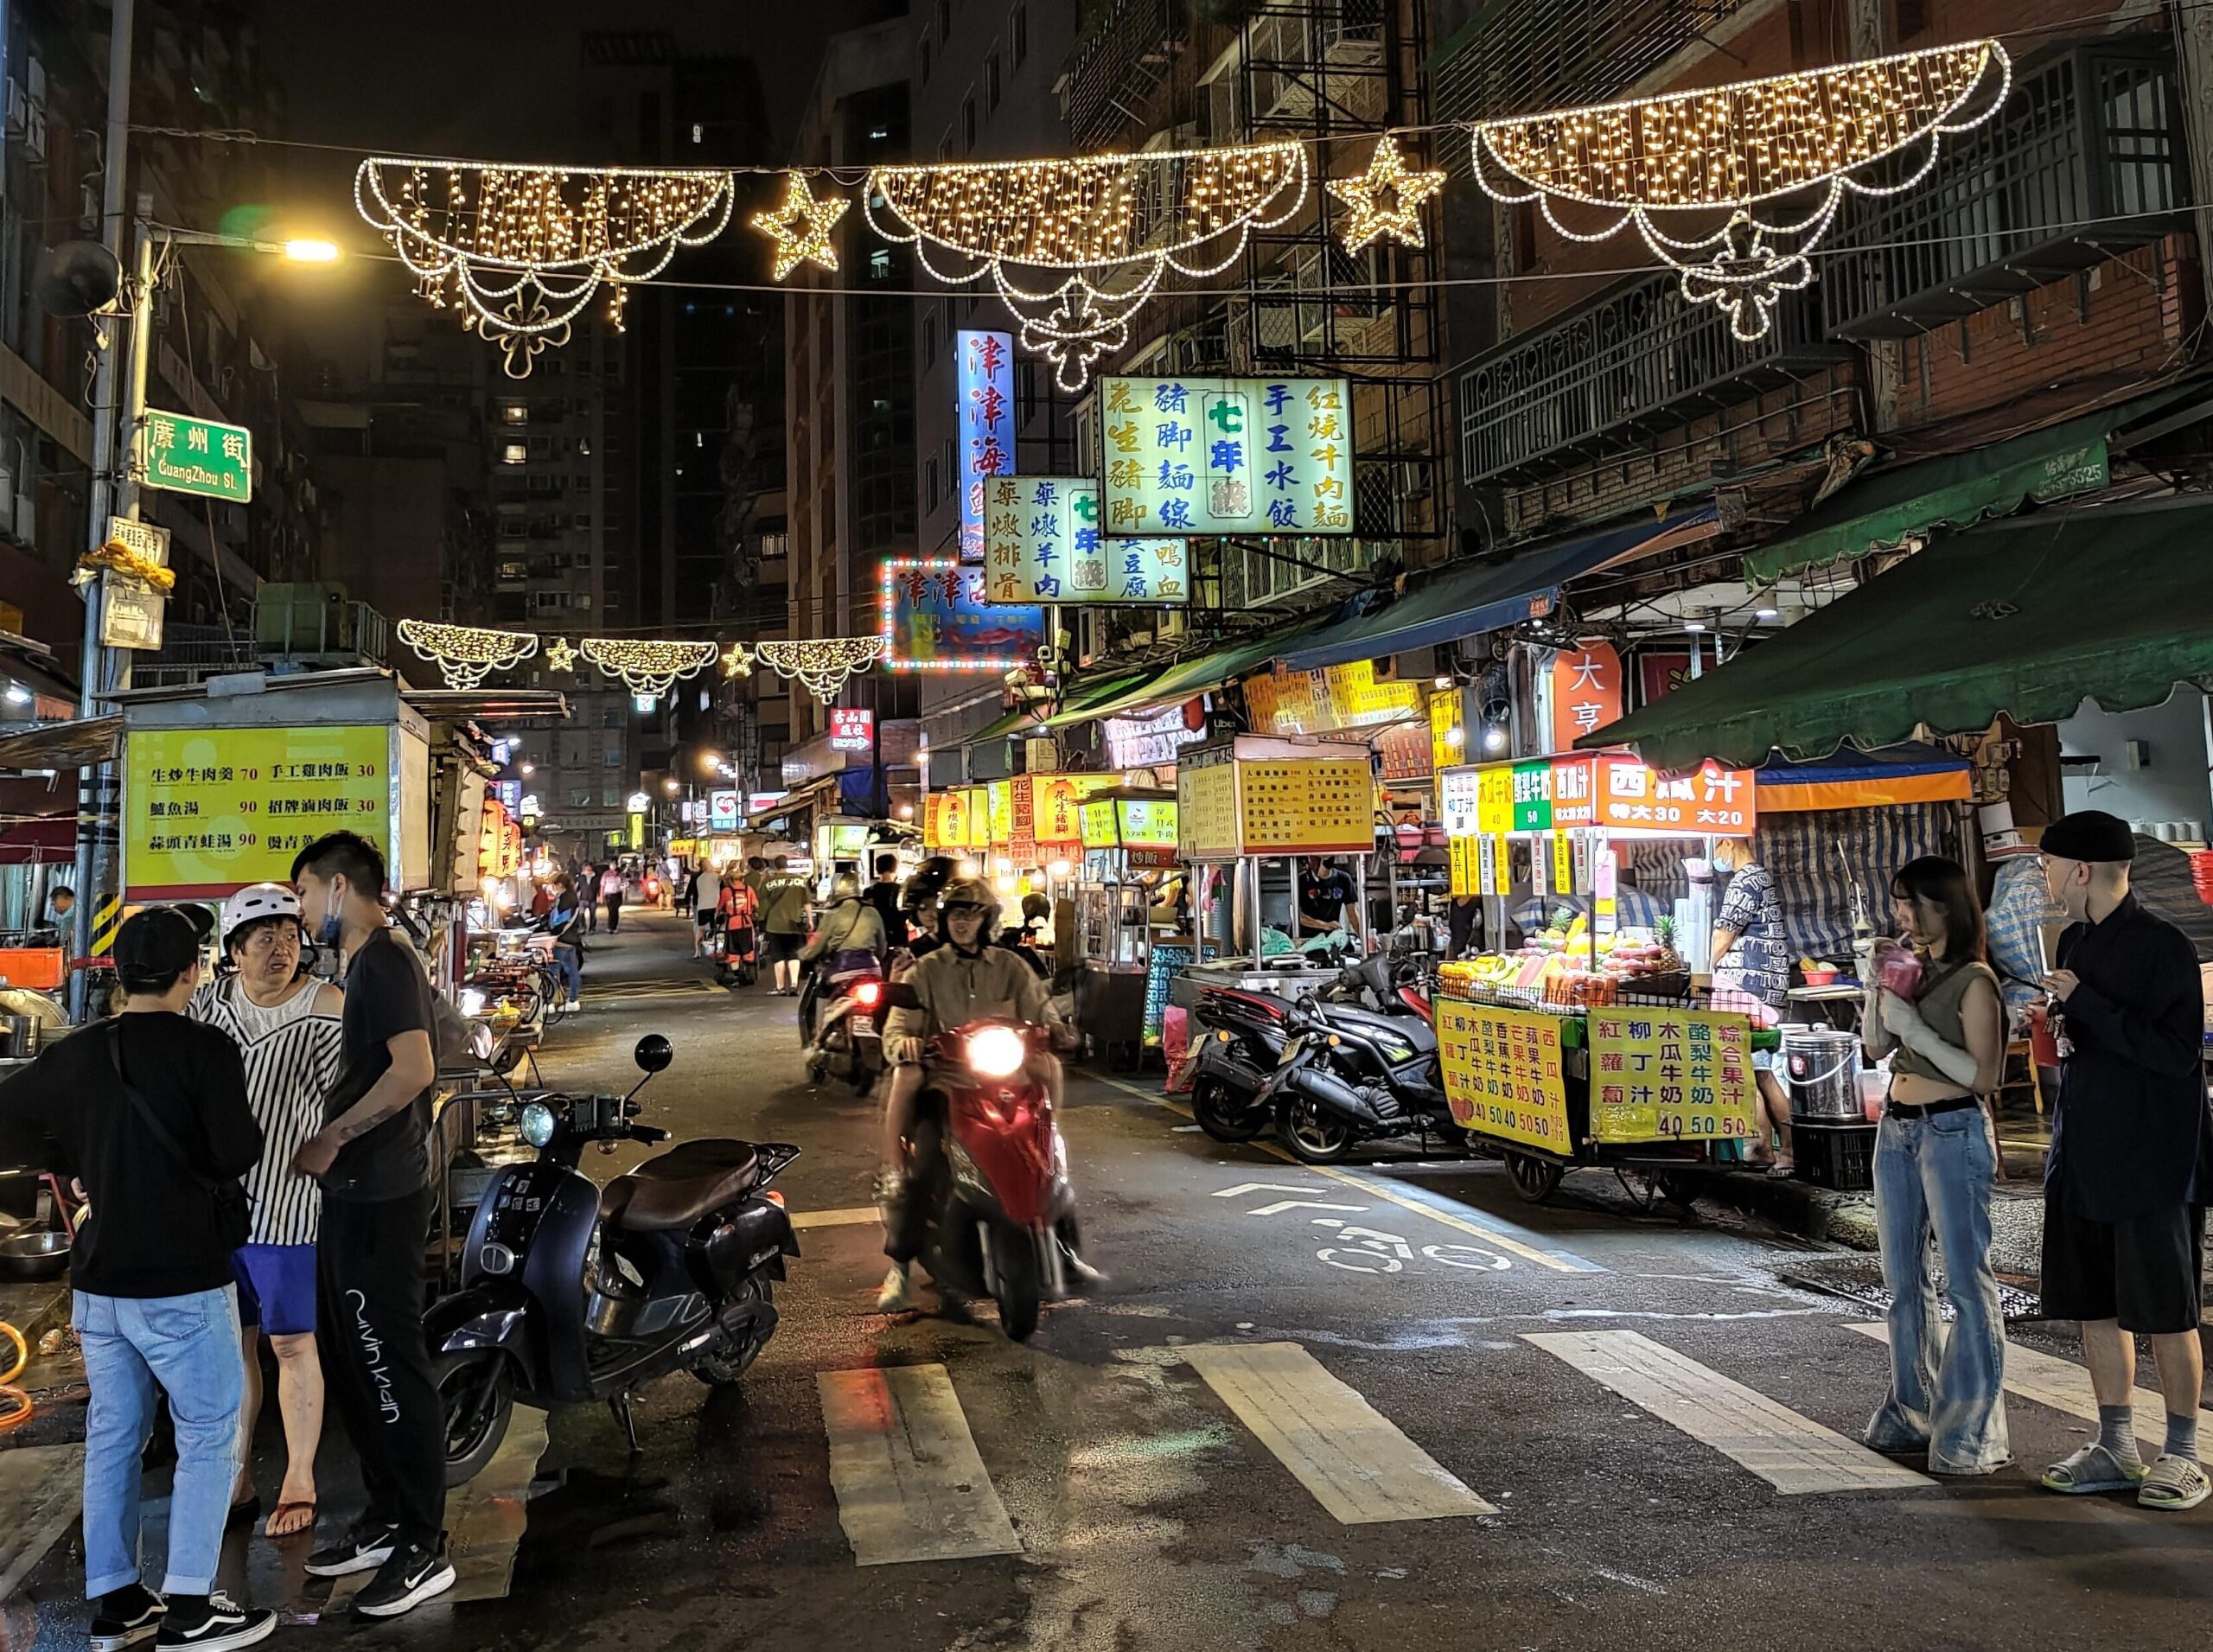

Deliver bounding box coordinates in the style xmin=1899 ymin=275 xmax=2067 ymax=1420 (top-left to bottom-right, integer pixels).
xmin=1212 ymin=1183 xmax=1335 ymax=1199
xmin=1247 ymin=1199 xmax=1368 ymax=1217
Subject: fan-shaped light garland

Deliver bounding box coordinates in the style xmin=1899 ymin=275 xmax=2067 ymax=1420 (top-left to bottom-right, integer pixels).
xmin=862 ymin=142 xmax=1308 ymax=389
xmin=752 ymin=637 xmax=888 ymax=702
xmin=1469 ymin=40 xmax=2010 ymax=340
xmin=354 ymin=160 xmax=737 ymax=377
xmin=577 ymin=638 xmax=721 ymax=696
xmin=396 ymin=619 xmax=539 ymax=689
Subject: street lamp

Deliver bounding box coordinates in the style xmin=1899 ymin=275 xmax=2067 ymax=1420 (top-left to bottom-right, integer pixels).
xmin=519 ymin=760 xmax=534 ymax=776
xmin=662 ymin=778 xmax=680 ymax=794
xmin=279 ymin=238 xmax=341 ymax=264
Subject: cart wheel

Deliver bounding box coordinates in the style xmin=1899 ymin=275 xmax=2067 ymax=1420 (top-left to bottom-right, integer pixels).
xmin=1654 ymin=1170 xmax=1702 ymax=1209
xmin=1503 ymin=1151 xmax=1565 ymax=1204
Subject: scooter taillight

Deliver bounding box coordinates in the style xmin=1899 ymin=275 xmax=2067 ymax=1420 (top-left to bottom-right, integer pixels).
xmin=852 ymin=980 xmax=883 ymax=1009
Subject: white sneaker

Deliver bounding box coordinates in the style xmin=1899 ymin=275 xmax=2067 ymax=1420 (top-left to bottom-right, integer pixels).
xmin=875 ymin=1266 xmax=911 ymax=1313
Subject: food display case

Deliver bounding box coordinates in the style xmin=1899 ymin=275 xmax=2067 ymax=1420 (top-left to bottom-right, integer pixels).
xmin=1073 ymin=788 xmax=1180 ymax=1060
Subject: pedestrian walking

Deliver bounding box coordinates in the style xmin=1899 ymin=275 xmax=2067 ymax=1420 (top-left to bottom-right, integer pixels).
xmin=287 ymin=832 xmax=456 ymax=1616
xmin=580 ymin=862 xmax=600 ymax=933
xmin=2033 ymin=809 xmax=2211 ymax=1510
xmin=760 ymin=855 xmax=813 ymax=996
xmin=864 ymin=852 xmax=909 ymax=953
xmin=189 ymin=884 xmax=345 ymax=1540
xmin=690 ymin=862 xmax=723 ymax=958
xmin=600 ymin=862 xmax=626 ymax=934
xmin=0 ymin=907 xmax=278 ymax=1650
xmin=1859 ymin=856 xmax=2011 ymax=1474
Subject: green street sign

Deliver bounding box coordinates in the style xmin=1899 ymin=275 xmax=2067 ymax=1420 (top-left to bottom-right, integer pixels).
xmin=141 ymin=408 xmax=252 ymax=503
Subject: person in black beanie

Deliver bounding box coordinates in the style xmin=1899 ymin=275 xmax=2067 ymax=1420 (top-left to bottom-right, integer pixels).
xmin=2034 ymin=808 xmax=2212 ymax=1511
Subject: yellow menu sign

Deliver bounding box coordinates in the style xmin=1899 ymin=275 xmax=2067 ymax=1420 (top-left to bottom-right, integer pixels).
xmin=126 ymin=724 xmax=392 ymax=899
xmin=1177 ymin=760 xmax=1238 ymax=858
xmin=1436 ymin=998 xmax=1572 ymax=1151
xmin=1588 ymin=1007 xmax=1757 ymax=1144
xmin=1237 ymin=758 xmax=1370 ymax=854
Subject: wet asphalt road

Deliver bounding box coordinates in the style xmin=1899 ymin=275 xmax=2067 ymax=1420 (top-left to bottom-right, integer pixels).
xmin=18 ymin=909 xmax=2213 ymax=1650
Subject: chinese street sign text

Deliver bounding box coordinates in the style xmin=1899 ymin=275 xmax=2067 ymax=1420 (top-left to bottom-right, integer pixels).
xmin=1100 ymin=376 xmax=1354 ymax=535
xmin=880 ymin=557 xmax=1044 ymax=671
xmin=142 ymin=409 xmax=252 ymax=503
xmin=1589 ymin=1008 xmax=1757 ymax=1144
xmin=955 ymin=329 xmax=1014 ymax=561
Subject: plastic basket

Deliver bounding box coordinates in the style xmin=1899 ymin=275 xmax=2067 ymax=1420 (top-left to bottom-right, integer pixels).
xmin=1795 ymin=1122 xmax=1877 ymax=1192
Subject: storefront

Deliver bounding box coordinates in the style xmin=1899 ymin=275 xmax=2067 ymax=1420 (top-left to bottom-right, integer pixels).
xmin=1072 ymin=787 xmax=1179 ymax=1058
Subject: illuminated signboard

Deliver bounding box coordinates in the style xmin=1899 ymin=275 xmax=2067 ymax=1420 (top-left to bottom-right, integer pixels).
xmin=955 ymin=329 xmax=1014 ymax=562
xmin=1104 ymin=705 xmax=1203 ymax=769
xmin=828 ymin=708 xmax=875 ymax=753
xmin=879 ymin=558 xmax=1045 ymax=672
xmin=1100 ymin=376 xmax=1355 ymax=536
xmin=978 ymin=475 xmax=1191 ymax=605
xmin=708 ymin=789 xmax=740 ymax=831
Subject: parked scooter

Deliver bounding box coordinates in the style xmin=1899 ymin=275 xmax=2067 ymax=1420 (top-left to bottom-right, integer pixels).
xmin=1253 ymin=986 xmax=1453 ymax=1164
xmin=428 ymin=1035 xmax=800 ymax=1483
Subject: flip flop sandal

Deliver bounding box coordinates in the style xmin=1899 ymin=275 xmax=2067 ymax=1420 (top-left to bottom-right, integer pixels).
xmin=2041 ymin=1443 xmax=2147 ymax=1494
xmin=265 ymin=1500 xmax=316 ymax=1539
xmin=2138 ymin=1454 xmax=2210 ymax=1511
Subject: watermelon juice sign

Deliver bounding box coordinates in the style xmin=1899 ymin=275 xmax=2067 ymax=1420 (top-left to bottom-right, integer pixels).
xmin=878 ymin=558 xmax=1044 ymax=672
xmin=956 ymin=330 xmax=1015 ymax=562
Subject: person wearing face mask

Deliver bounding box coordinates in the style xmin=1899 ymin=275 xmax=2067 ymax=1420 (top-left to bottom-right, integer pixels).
xmin=1706 ymin=834 xmax=1797 ymax=1175
xmin=189 ymin=884 xmax=344 ymax=1540
xmin=285 ymin=833 xmax=452 ymax=1618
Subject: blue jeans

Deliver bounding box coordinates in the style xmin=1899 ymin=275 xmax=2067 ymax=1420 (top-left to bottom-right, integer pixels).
xmin=552 ymin=944 xmax=581 ymax=1000
xmin=74 ymin=1285 xmax=244 ymax=1597
xmin=1865 ymin=1108 xmax=2011 ymax=1472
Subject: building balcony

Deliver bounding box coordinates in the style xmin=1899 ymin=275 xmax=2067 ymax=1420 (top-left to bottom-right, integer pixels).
xmin=1821 ymin=40 xmax=2186 ymax=340
xmin=1457 ymin=276 xmax=1843 ymax=485
xmin=1066 ymin=0 xmax=1188 ymax=152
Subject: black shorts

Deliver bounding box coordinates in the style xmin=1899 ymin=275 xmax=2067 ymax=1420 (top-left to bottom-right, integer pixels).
xmin=2041 ymin=1199 xmax=2206 ymax=1334
xmin=762 ymin=931 xmax=803 ymax=964
xmin=695 ymin=910 xmax=719 ymax=930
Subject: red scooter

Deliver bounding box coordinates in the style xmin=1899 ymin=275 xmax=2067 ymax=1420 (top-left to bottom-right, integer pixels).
xmin=907 ymin=1018 xmax=1081 ymax=1341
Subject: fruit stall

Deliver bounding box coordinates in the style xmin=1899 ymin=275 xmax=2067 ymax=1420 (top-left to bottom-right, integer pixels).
xmin=1072 ymin=787 xmax=1181 ymax=1060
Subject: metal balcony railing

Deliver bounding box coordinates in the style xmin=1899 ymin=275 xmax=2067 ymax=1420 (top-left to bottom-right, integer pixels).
xmin=1457 ymin=276 xmax=1840 ymax=483
xmin=252 ymin=594 xmax=391 ymax=667
xmin=129 ymin=622 xmax=258 ymax=688
xmin=1067 ymin=0 xmax=1188 ymax=152
xmin=1821 ymin=41 xmax=2186 ymax=339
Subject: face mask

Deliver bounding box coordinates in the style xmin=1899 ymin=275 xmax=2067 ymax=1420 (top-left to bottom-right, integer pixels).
xmin=318 ymin=879 xmax=346 ymax=947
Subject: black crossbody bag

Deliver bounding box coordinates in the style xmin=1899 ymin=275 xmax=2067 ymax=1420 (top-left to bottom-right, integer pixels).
xmin=106 ymin=1022 xmax=251 ymax=1251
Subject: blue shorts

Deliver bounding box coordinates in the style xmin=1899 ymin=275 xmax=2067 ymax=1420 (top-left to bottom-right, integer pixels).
xmin=233 ymin=1243 xmax=316 ymax=1336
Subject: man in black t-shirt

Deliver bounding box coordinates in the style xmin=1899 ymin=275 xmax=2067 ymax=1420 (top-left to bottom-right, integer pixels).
xmin=290 ymin=832 xmax=455 ymax=1618
xmin=864 ymin=852 xmax=909 ymax=952
xmin=1297 ymin=857 xmax=1361 ymax=940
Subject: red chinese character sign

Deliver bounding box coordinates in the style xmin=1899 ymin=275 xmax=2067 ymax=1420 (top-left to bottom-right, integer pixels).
xmin=828 ymin=709 xmax=875 ymax=753
xmin=1592 ymin=755 xmax=1755 ymax=834
xmin=878 ymin=557 xmax=1044 ymax=673
xmin=1550 ymin=641 xmax=1623 ymax=748
xmin=955 ymin=329 xmax=1014 ymax=562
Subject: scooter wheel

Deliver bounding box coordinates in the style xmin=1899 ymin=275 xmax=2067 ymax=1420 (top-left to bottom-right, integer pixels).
xmin=988 ymin=1226 xmax=1043 ymax=1342
xmin=1279 ymin=1095 xmax=1355 ymax=1164
xmin=434 ymin=1348 xmax=514 ymax=1488
xmin=692 ymin=1278 xmax=775 ymax=1386
xmin=1192 ymin=1076 xmax=1264 ymax=1143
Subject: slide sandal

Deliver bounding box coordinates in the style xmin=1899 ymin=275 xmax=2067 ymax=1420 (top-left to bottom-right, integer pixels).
xmin=265 ymin=1500 xmax=317 ymax=1539
xmin=2138 ymin=1454 xmax=2210 ymax=1511
xmin=2041 ymin=1443 xmax=2146 ymax=1494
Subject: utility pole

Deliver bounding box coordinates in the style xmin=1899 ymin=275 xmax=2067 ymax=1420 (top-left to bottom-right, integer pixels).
xmin=67 ymin=0 xmax=135 ymax=1015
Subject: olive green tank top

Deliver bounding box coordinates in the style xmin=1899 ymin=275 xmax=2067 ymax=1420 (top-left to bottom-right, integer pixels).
xmin=1891 ymin=957 xmax=1999 ymax=1087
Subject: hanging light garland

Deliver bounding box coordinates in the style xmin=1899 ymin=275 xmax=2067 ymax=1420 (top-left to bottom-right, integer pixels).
xmin=544 ymin=636 xmax=578 ymax=673
xmin=1468 ymin=40 xmax=2009 ymax=340
xmin=1327 ymin=134 xmax=1446 ymax=255
xmin=577 ymin=638 xmax=721 ymax=696
xmin=354 ymin=160 xmax=737 ymax=377
xmin=396 ymin=619 xmax=539 ymax=689
xmin=721 ymin=641 xmax=755 ymax=678
xmin=862 ymin=142 xmax=1308 ymax=389
xmin=751 ymin=172 xmax=849 ymax=279
xmin=752 ymin=637 xmax=888 ymax=703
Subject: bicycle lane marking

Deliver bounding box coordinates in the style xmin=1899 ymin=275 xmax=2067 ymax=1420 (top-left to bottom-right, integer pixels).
xmin=1082 ymin=1071 xmax=1604 ymax=1275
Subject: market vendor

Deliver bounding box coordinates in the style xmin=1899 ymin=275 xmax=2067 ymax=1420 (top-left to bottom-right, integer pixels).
xmin=1707 ymin=835 xmax=1797 ymax=1177
xmin=1297 ymin=856 xmax=1361 ymax=940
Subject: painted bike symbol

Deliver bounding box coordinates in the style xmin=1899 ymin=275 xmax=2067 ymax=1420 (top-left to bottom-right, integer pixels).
xmin=1311 ymin=1219 xmax=1511 ymax=1275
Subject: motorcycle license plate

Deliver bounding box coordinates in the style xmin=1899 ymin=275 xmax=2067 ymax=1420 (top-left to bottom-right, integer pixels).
xmin=1277 ymin=1036 xmax=1304 ymax=1067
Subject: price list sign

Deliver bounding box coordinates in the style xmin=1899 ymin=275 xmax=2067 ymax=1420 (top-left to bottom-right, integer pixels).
xmin=1436 ymin=999 xmax=1572 ymax=1151
xmin=1588 ymin=1008 xmax=1757 ymax=1144
xmin=1236 ymin=758 xmax=1370 ymax=854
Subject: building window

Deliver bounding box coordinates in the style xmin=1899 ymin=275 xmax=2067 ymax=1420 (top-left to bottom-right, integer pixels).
xmin=602 ymin=785 xmax=622 ymax=808
xmin=604 ymin=745 xmax=622 ymax=766
xmin=961 ymin=95 xmax=977 ymax=151
xmin=985 ymin=52 xmax=1001 ymax=112
xmin=501 ymin=443 xmax=526 ymax=464
xmin=922 ymin=320 xmax=937 ymax=369
xmin=502 ymin=404 xmax=527 ymax=424
xmin=943 ymin=433 xmax=956 ymax=490
xmin=1010 ymin=2 xmax=1026 ymax=66
xmin=924 ymin=456 xmax=940 ymax=513
xmin=602 ymin=705 xmax=625 ymax=728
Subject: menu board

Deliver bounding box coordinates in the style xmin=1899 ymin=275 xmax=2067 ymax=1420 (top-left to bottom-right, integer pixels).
xmin=1476 ymin=765 xmax=1514 ymax=836
xmin=986 ymin=780 xmax=1014 ymax=848
xmin=126 ymin=724 xmax=393 ymax=899
xmin=1099 ymin=376 xmax=1354 ymax=535
xmin=1236 ymin=758 xmax=1371 ymax=854
xmin=1588 ymin=1008 xmax=1757 ymax=1144
xmin=1177 ymin=760 xmax=1239 ymax=858
xmin=1436 ymin=999 xmax=1572 ymax=1151
xmin=1448 ymin=832 xmax=1481 ymax=898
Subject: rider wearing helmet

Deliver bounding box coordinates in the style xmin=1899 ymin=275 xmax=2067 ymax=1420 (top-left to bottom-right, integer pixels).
xmin=874 ymin=875 xmax=1067 ymax=1311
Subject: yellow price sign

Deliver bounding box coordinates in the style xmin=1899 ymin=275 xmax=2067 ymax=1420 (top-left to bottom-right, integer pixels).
xmin=1588 ymin=1007 xmax=1758 ymax=1145
xmin=1553 ymin=830 xmax=1574 ymax=895
xmin=1436 ymin=998 xmax=1572 ymax=1151
xmin=1476 ymin=763 xmax=1514 ymax=836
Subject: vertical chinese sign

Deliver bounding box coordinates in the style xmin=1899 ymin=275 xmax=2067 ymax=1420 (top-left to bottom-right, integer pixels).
xmin=1100 ymin=377 xmax=1355 ymax=535
xmin=879 ymin=558 xmax=1045 ymax=671
xmin=1588 ymin=1008 xmax=1756 ymax=1143
xmin=1550 ymin=641 xmax=1623 ymax=749
xmin=955 ymin=330 xmax=1013 ymax=562
xmin=981 ymin=475 xmax=1190 ymax=604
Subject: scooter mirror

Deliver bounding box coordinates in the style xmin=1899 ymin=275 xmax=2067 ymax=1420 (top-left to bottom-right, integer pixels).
xmin=634 ymin=1033 xmax=673 ymax=1074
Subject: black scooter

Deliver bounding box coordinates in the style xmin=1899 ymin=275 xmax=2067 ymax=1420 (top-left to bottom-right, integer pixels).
xmin=428 ymin=1036 xmax=800 ymax=1483
xmin=1254 ymin=989 xmax=1453 ymax=1164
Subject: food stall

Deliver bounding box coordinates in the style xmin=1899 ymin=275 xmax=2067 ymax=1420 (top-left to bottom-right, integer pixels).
xmin=1435 ymin=749 xmax=1769 ymax=1199
xmin=1074 ymin=788 xmax=1179 ymax=1057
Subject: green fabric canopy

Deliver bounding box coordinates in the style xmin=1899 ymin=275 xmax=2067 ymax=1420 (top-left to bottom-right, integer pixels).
xmin=1588 ymin=494 xmax=2213 ymax=772
xmin=1742 ymin=383 xmax=2206 ymax=584
xmin=965 ymin=704 xmax=1043 ymax=745
xmin=1044 ymin=629 xmax=1308 ymax=729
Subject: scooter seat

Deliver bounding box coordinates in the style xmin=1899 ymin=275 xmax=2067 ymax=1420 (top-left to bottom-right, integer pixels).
xmin=601 ymin=1139 xmax=761 ymax=1232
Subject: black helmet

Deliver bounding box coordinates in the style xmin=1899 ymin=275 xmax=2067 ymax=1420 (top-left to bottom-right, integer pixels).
xmin=935 ymin=876 xmax=1000 ymax=947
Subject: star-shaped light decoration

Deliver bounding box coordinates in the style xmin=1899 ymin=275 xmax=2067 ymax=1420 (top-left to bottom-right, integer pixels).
xmin=544 ymin=636 xmax=577 ymax=672
xmin=721 ymin=640 xmax=754 ymax=678
xmin=1325 ymin=134 xmax=1446 ymax=256
xmin=751 ymin=173 xmax=849 ymax=281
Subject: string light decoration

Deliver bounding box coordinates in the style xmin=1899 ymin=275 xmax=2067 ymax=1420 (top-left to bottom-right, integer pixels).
xmin=752 ymin=637 xmax=889 ymax=702
xmin=396 ymin=620 xmax=539 ymax=689
xmin=577 ymin=638 xmax=720 ymax=696
xmin=544 ymin=636 xmax=578 ymax=673
xmin=1326 ymin=134 xmax=1446 ymax=255
xmin=1469 ymin=41 xmax=2010 ymax=339
xmin=354 ymin=160 xmax=736 ymax=377
xmin=720 ymin=641 xmax=755 ymax=678
xmin=753 ymin=173 xmax=849 ymax=279
xmin=864 ymin=143 xmax=1309 ymax=389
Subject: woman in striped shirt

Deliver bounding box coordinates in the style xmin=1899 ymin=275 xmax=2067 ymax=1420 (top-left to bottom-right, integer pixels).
xmin=190 ymin=883 xmax=345 ymax=1540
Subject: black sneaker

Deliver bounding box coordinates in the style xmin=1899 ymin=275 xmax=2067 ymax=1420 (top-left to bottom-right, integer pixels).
xmin=352 ymin=1540 xmax=456 ymax=1619
xmin=90 ymin=1582 xmax=164 ymax=1651
xmin=154 ymin=1591 xmax=276 ymax=1650
xmin=302 ymin=1518 xmax=397 ymax=1578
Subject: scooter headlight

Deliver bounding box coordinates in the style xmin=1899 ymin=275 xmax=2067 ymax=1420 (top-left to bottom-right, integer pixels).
xmin=966 ymin=1024 xmax=1027 ymax=1079
xmin=520 ymin=1102 xmax=557 ymax=1148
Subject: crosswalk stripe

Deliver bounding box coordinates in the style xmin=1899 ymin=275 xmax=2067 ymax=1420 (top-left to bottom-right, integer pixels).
xmin=818 ymin=1364 xmax=1022 ymax=1566
xmin=1846 ymin=1323 xmax=2213 ymax=1465
xmin=789 ymin=1205 xmax=882 ymax=1230
xmin=1526 ymin=1329 xmax=1930 ymax=1495
xmin=1183 ymin=1341 xmax=1496 ymax=1522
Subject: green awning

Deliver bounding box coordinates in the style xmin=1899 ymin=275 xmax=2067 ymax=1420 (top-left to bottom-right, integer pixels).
xmin=1045 ymin=630 xmax=1307 ymax=729
xmin=1588 ymin=494 xmax=2213 ymax=772
xmin=1743 ymin=382 xmax=2208 ymax=584
xmin=964 ymin=705 xmax=1042 ymax=746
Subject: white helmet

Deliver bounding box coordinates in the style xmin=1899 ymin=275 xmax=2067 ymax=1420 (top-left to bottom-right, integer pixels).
xmin=220 ymin=882 xmax=301 ymax=949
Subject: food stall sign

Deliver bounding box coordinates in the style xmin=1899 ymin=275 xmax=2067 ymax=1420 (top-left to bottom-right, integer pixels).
xmin=1100 ymin=377 xmax=1355 ymax=535
xmin=1476 ymin=833 xmax=1498 ymax=896
xmin=985 ymin=780 xmax=1014 ymax=848
xmin=1106 ymin=706 xmax=1203 ymax=769
xmin=1177 ymin=760 xmax=1240 ymax=858
xmin=708 ymin=789 xmax=740 ymax=831
xmin=1241 ymin=667 xmax=1324 ymax=735
xmin=1429 ymin=686 xmax=1466 ymax=771
xmin=925 ymin=790 xmax=968 ymax=850
xmin=124 ymin=724 xmax=398 ymax=900
xmin=956 ymin=329 xmax=1015 ymax=561
xmin=1237 ymin=757 xmax=1371 ymax=855
xmin=1320 ymin=660 xmax=1424 ymax=726
xmin=1550 ymin=755 xmax=1596 ymax=826
xmin=1448 ymin=833 xmax=1481 ymax=897
xmin=1512 ymin=760 xmax=1553 ymax=831
xmin=1025 ymin=775 xmax=1114 ymax=846
xmin=1550 ymin=641 xmax=1624 ymax=749
xmin=1553 ymin=831 xmax=1575 ymax=894
xmin=1589 ymin=1008 xmax=1758 ymax=1145
xmin=1080 ymin=798 xmax=1119 ymax=850
xmin=628 ymin=813 xmax=644 ymax=849
xmin=1476 ymin=764 xmax=1515 ymax=836
xmin=1437 ymin=999 xmax=1574 ymax=1151
xmin=1593 ymin=756 xmax=1757 ymax=834
xmin=1119 ymin=796 xmax=1178 ymax=847
xmin=880 ymin=557 xmax=1045 ymax=671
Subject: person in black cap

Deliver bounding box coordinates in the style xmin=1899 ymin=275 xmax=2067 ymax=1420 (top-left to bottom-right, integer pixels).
xmin=0 ymin=907 xmax=278 ymax=1650
xmin=2035 ymin=808 xmax=2212 ymax=1511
